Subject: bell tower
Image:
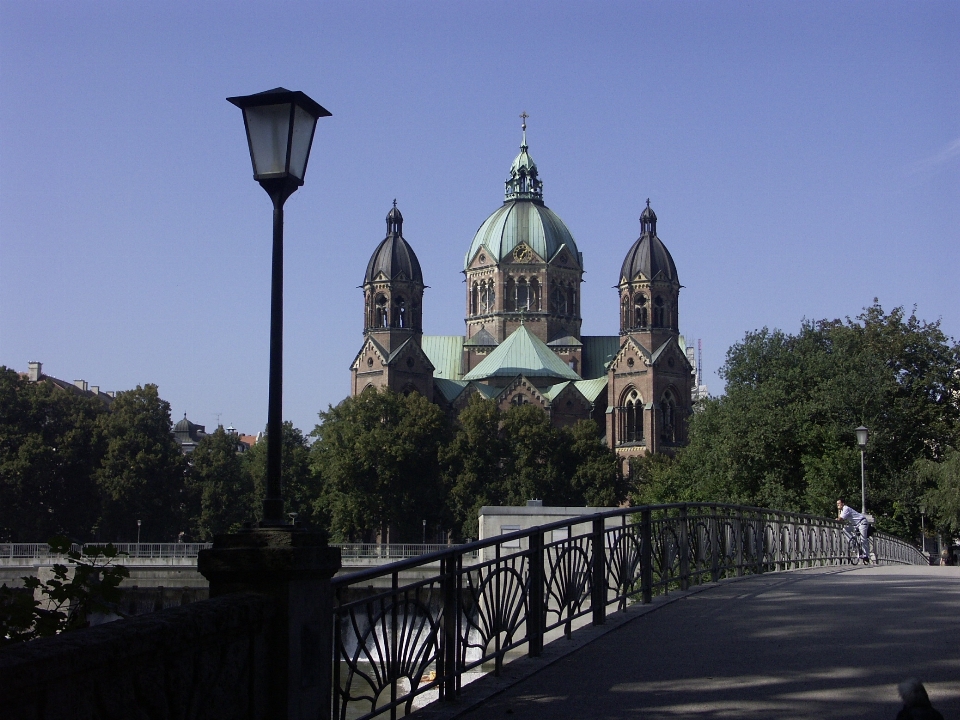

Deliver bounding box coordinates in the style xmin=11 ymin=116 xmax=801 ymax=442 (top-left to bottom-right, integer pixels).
xmin=351 ymin=202 xmax=434 ymax=399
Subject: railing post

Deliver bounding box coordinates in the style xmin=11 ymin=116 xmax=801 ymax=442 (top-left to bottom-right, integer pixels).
xmin=640 ymin=508 xmax=652 ymax=604
xmin=710 ymin=507 xmax=720 ymax=583
xmin=678 ymin=505 xmax=690 ymax=591
xmin=592 ymin=516 xmax=606 ymax=626
xmin=528 ymin=530 xmax=544 ymax=657
xmin=735 ymin=510 xmax=745 ymax=576
xmin=440 ymin=554 xmax=458 ymax=701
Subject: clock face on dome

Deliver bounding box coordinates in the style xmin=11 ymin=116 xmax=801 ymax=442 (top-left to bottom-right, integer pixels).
xmin=513 ymin=244 xmax=532 ymax=262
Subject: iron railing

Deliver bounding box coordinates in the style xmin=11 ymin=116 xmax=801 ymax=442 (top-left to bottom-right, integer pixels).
xmin=328 ymin=503 xmax=927 ymax=720
xmin=0 ymin=542 xmax=212 ymax=563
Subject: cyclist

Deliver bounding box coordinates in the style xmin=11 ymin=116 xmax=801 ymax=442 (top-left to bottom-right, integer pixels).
xmin=837 ymin=498 xmax=870 ymax=563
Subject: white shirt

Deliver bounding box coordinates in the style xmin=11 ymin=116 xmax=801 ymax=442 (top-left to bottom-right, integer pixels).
xmin=839 ymin=505 xmax=866 ymax=526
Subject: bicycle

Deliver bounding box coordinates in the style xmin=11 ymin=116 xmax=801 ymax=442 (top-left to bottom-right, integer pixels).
xmin=842 ymin=524 xmax=874 ymax=565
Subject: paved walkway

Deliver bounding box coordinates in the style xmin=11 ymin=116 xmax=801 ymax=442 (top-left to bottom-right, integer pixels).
xmin=442 ymin=566 xmax=960 ymax=720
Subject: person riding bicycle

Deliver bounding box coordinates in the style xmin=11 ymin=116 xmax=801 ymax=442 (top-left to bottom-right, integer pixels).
xmin=837 ymin=498 xmax=870 ymax=563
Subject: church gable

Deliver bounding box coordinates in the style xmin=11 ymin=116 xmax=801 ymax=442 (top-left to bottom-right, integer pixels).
xmin=351 ymin=337 xmax=388 ymax=372
xmin=650 ymin=338 xmax=694 ymax=375
xmin=466 ymin=246 xmax=495 ymax=271
xmin=609 ymin=336 xmax=651 ymax=375
xmin=497 ymin=375 xmax=548 ymax=411
xmin=386 ymin=337 xmax=436 ymax=373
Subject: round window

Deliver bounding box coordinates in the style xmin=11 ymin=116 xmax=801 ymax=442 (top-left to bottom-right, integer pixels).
xmin=406 ymin=358 xmax=414 ymax=368
xmin=627 ymin=357 xmax=635 ymax=368
xmin=668 ymin=357 xmax=675 ymax=368
xmin=367 ymin=358 xmax=373 ymax=367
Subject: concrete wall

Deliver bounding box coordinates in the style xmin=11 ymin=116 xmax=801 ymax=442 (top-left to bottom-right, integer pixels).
xmin=477 ymin=503 xmax=620 ymax=561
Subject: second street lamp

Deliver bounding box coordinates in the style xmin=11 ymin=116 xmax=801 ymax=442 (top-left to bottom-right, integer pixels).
xmin=228 ymin=87 xmax=331 ymax=525
xmin=855 ymin=425 xmax=869 ymax=514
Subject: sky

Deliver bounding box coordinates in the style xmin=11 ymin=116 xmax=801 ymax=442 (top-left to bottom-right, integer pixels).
xmin=1 ymin=1 xmax=958 ymax=437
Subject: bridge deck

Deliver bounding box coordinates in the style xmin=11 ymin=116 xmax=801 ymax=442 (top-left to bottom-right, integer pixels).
xmin=433 ymin=566 xmax=960 ymax=720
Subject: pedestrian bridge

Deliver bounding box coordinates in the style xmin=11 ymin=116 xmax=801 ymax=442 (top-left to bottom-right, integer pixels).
xmin=3 ymin=503 xmax=941 ymax=720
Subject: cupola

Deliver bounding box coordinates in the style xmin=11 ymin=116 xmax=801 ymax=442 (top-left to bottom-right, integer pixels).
xmin=364 ymin=200 xmax=424 ymax=284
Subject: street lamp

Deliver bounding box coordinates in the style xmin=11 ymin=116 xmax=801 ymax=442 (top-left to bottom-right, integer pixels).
xmin=228 ymin=88 xmax=331 ymax=525
xmin=855 ymin=425 xmax=869 ymax=514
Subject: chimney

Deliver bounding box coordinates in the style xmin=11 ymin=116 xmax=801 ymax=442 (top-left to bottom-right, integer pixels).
xmin=90 ymin=386 xmax=99 ymax=396
xmin=106 ymin=391 xmax=115 ymax=398
xmin=28 ymin=362 xmax=42 ymax=382
xmin=74 ymin=380 xmax=88 ymax=392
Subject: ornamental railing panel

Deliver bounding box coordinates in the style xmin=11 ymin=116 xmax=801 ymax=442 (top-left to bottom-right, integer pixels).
xmin=327 ymin=502 xmax=927 ymax=720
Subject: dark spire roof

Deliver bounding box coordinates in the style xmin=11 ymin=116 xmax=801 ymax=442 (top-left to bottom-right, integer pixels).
xmin=364 ymin=202 xmax=424 ymax=284
xmin=504 ymin=113 xmax=543 ymax=201
xmin=620 ymin=200 xmax=678 ymax=283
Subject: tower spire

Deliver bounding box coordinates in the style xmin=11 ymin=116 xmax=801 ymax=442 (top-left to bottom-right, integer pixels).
xmin=520 ymin=111 xmax=528 ymax=148
xmin=505 ymin=112 xmax=542 ymax=201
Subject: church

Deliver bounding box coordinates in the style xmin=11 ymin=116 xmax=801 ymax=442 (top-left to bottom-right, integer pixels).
xmin=350 ymin=121 xmax=694 ymax=469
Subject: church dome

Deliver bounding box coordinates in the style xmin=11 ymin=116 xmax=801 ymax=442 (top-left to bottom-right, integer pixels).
xmin=464 ymin=123 xmax=580 ymax=270
xmin=620 ymin=201 xmax=678 ymax=283
xmin=364 ymin=202 xmax=423 ymax=284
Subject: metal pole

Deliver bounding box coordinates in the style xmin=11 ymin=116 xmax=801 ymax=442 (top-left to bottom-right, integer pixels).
xmin=263 ymin=192 xmax=285 ymax=524
xmin=860 ymin=448 xmax=866 ymax=514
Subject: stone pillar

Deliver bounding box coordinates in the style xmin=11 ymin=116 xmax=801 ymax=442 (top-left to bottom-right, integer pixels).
xmin=198 ymin=529 xmax=341 ymax=720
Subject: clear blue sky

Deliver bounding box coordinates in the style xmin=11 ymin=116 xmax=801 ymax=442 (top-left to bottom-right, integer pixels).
xmin=2 ymin=1 xmax=958 ymax=436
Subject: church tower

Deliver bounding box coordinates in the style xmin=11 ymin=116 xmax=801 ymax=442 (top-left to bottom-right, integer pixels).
xmin=461 ymin=117 xmax=585 ymax=376
xmin=350 ymin=203 xmax=434 ymax=399
xmin=607 ymin=201 xmax=693 ymax=466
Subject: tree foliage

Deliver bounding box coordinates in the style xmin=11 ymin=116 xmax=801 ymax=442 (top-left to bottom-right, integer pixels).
xmin=311 ymin=389 xmax=450 ymax=543
xmin=632 ymin=303 xmax=960 ymax=541
xmin=187 ymin=427 xmax=254 ymax=539
xmin=94 ymin=385 xmax=189 ymax=542
xmin=0 ymin=368 xmax=106 ymax=542
xmin=245 ymin=421 xmax=320 ymax=529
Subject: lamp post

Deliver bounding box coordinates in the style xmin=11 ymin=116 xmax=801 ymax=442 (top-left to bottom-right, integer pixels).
xmin=855 ymin=425 xmax=869 ymax=514
xmin=228 ymin=88 xmax=330 ymax=526
xmin=919 ymin=504 xmax=926 ymax=557
xmin=136 ymin=519 xmax=141 ymax=558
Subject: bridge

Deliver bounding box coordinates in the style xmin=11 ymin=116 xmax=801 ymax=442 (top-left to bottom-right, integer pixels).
xmin=2 ymin=503 xmax=947 ymax=720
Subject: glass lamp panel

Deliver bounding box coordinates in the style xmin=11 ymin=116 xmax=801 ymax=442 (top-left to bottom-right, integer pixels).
xmin=855 ymin=426 xmax=869 ymax=446
xmin=288 ymin=105 xmax=318 ymax=180
xmin=245 ymin=103 xmax=292 ymax=177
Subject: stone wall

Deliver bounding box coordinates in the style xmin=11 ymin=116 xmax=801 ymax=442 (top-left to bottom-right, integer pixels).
xmin=1 ymin=592 xmax=274 ymax=720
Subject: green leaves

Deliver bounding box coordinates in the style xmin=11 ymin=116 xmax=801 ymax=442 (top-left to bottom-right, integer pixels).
xmin=0 ymin=537 xmax=130 ymax=646
xmin=633 ymin=302 xmax=960 ymax=540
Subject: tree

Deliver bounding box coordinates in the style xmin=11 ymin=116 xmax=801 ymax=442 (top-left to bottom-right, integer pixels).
xmin=0 ymin=367 xmax=106 ymax=542
xmin=244 ymin=421 xmax=319 ymax=528
xmin=441 ymin=394 xmax=507 ymax=539
xmin=632 ymin=303 xmax=960 ymax=541
xmin=443 ymin=398 xmax=625 ymax=540
xmin=311 ymin=389 xmax=449 ymax=543
xmin=921 ymin=448 xmax=960 ymax=542
xmin=94 ymin=385 xmax=189 ymax=542
xmin=187 ymin=427 xmax=254 ymax=539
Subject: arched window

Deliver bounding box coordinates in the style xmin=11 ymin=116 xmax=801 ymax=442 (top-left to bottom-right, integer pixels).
xmin=569 ymin=288 xmax=577 ymax=315
xmin=569 ymin=358 xmax=578 ymax=372
xmin=511 ymin=394 xmax=527 ymax=406
xmin=620 ymin=295 xmax=628 ymax=327
xmin=471 ymin=282 xmax=479 ymax=316
xmin=516 ymin=278 xmax=529 ymax=311
xmin=393 ymin=296 xmax=406 ymax=328
xmin=480 ymin=281 xmax=495 ymax=313
xmin=653 ymin=296 xmax=665 ymax=327
xmin=552 ymin=285 xmax=568 ymax=315
xmin=530 ymin=278 xmax=540 ymax=311
xmin=505 ymin=277 xmax=516 ymax=311
xmin=375 ymin=294 xmax=389 ymax=328
xmin=660 ymin=389 xmax=677 ymax=444
xmin=620 ymin=388 xmax=643 ymax=444
xmin=634 ymin=293 xmax=647 ymax=328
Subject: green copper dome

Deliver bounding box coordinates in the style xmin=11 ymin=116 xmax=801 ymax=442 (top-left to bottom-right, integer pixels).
xmin=464 ymin=126 xmax=581 ymax=270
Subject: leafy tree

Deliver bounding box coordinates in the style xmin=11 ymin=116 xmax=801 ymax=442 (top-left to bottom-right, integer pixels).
xmin=187 ymin=427 xmax=254 ymax=539
xmin=94 ymin=385 xmax=189 ymax=542
xmin=441 ymin=394 xmax=507 ymax=539
xmin=312 ymin=389 xmax=449 ymax=543
xmin=244 ymin=421 xmax=319 ymax=528
xmin=0 ymin=537 xmax=129 ymax=646
xmin=0 ymin=367 xmax=106 ymax=542
xmin=631 ymin=302 xmax=960 ymax=541
xmin=443 ymin=399 xmax=624 ymax=539
xmin=921 ymin=448 xmax=960 ymax=541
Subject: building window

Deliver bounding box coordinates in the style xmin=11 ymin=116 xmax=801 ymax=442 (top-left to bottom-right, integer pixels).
xmin=530 ymin=277 xmax=540 ymax=311
xmin=660 ymin=389 xmax=677 ymax=444
xmin=516 ymin=278 xmax=530 ymax=311
xmin=634 ymin=293 xmax=647 ymax=327
xmin=552 ymin=285 xmax=568 ymax=315
xmin=375 ymin=294 xmax=389 ymax=328
xmin=506 ymin=277 xmax=516 ymax=311
xmin=653 ymin=296 xmax=665 ymax=327
xmin=619 ymin=388 xmax=643 ymax=444
xmin=501 ymin=525 xmax=521 ymax=548
xmin=393 ymin=296 xmax=407 ymax=328
xmin=471 ymin=282 xmax=479 ymax=316
xmin=511 ymin=394 xmax=527 ymax=406
xmin=480 ymin=280 xmax=495 ymax=313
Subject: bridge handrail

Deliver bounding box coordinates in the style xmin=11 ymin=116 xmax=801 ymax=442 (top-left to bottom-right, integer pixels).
xmin=0 ymin=542 xmax=213 ymax=561
xmin=329 ymin=502 xmax=927 ymax=720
